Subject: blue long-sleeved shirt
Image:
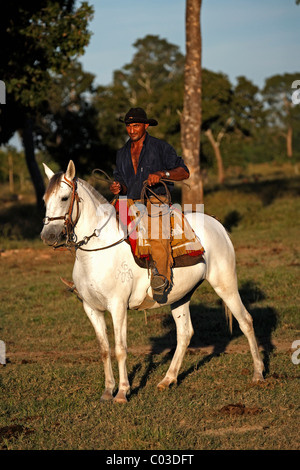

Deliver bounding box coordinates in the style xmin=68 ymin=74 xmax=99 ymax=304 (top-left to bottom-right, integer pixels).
xmin=113 ymin=133 xmax=189 ymax=199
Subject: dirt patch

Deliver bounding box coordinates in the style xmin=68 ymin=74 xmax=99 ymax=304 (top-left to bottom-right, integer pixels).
xmin=218 ymin=403 xmax=263 ymax=416
xmin=0 ymin=247 xmax=75 ymax=269
xmin=0 ymin=424 xmax=34 ymax=447
xmin=5 ymin=338 xmax=295 ymax=365
xmin=130 ymin=338 xmax=294 ymax=356
xmin=202 ymin=424 xmax=266 ymax=436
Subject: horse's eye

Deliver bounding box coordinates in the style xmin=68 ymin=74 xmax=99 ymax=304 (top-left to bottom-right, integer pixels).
xmin=61 ymin=196 xmax=69 ymax=202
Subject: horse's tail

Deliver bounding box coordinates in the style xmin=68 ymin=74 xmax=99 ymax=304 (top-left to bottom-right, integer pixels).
xmin=223 ymin=302 xmax=233 ymax=334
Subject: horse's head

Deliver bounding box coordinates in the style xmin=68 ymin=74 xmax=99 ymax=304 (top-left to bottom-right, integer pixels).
xmin=40 ymin=160 xmax=78 ymax=246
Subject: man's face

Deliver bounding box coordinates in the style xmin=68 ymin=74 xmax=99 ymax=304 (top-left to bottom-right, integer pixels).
xmin=126 ymin=122 xmax=149 ymax=142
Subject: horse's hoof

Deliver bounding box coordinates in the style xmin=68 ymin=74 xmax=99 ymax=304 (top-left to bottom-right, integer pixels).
xmin=100 ymin=390 xmax=114 ymax=402
xmin=157 ymin=383 xmax=168 ymax=391
xmin=252 ymin=372 xmax=265 ymax=383
xmin=113 ymin=391 xmax=128 ymax=404
xmin=157 ymin=378 xmax=176 ymax=391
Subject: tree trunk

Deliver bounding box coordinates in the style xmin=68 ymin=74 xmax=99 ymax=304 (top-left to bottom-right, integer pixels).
xmin=286 ymin=125 xmax=292 ymax=158
xmin=21 ymin=116 xmax=45 ymax=210
xmin=205 ymin=128 xmax=225 ymax=184
xmin=8 ymin=152 xmax=14 ymax=193
xmin=181 ymin=0 xmax=203 ymax=208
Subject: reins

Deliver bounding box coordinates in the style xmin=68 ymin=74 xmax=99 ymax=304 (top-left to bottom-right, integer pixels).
xmin=72 ymin=172 xmax=172 ymax=252
xmin=74 ymin=179 xmax=178 ymax=251
xmin=44 ymin=170 xmax=189 ymax=252
xmin=44 ymin=171 xmax=139 ymax=252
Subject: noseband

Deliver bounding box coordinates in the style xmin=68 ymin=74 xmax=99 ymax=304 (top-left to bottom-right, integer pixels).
xmin=43 ymin=176 xmax=80 ymax=244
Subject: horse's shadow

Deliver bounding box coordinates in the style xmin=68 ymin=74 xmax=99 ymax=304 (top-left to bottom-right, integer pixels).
xmin=129 ymin=280 xmax=277 ymax=396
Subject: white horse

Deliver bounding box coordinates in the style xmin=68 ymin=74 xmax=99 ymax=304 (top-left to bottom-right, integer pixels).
xmin=41 ymin=160 xmax=264 ymax=403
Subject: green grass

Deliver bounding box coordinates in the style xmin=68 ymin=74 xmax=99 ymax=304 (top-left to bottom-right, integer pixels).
xmin=1 ymin=354 xmax=298 ymax=450
xmin=0 ymin=167 xmax=299 ymax=450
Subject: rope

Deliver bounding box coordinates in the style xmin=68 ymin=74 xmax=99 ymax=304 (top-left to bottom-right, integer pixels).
xmin=140 ymin=179 xmax=172 ymax=206
xmin=91 ymin=168 xmax=113 ymax=184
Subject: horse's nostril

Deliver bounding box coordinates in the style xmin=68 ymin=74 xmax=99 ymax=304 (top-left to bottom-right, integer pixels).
xmin=41 ymin=230 xmax=56 ymax=243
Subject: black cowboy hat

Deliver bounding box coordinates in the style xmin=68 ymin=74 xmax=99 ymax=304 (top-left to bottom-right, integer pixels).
xmin=119 ymin=107 xmax=158 ymax=126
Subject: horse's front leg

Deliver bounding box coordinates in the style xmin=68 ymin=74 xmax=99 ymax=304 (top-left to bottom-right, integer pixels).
xmin=83 ymin=302 xmax=115 ymax=401
xmin=110 ymin=302 xmax=130 ymax=403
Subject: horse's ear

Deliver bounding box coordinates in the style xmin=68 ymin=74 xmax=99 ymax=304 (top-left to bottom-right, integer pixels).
xmin=43 ymin=163 xmax=55 ymax=180
xmin=65 ymin=160 xmax=76 ymax=181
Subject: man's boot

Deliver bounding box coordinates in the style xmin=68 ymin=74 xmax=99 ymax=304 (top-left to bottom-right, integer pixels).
xmin=150 ymin=269 xmax=169 ymax=303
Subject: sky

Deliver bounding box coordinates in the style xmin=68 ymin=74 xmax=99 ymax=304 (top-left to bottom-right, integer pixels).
xmin=79 ymin=0 xmax=300 ymax=89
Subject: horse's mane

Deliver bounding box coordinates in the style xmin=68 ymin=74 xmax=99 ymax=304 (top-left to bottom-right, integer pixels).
xmin=77 ymin=178 xmax=109 ymax=206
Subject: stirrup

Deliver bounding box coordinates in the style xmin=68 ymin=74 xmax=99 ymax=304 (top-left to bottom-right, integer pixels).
xmin=151 ymin=274 xmax=168 ymax=291
xmin=151 ymin=274 xmax=169 ymax=303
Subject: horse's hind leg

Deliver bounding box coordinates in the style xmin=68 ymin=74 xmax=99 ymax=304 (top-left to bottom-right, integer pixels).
xmin=209 ymin=279 xmax=264 ymax=382
xmin=157 ymin=299 xmax=194 ymax=390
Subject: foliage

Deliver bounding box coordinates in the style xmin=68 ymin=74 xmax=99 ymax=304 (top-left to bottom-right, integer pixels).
xmin=115 ymin=35 xmax=184 ymax=108
xmin=0 ymin=1 xmax=94 ymax=207
xmin=0 ymin=147 xmax=26 ymax=185
xmin=34 ymin=62 xmax=113 ymax=176
xmin=261 ymin=73 xmax=300 ymax=159
xmin=92 ymin=35 xmax=185 ymax=154
xmin=201 ymin=69 xmax=232 ymax=132
xmin=232 ymin=76 xmax=266 ymax=136
xmin=0 ymin=0 xmax=93 ymax=119
xmin=92 ymin=36 xmax=300 ymax=176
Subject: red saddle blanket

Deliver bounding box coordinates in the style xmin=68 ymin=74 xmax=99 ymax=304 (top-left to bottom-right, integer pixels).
xmin=115 ymin=198 xmax=204 ymax=262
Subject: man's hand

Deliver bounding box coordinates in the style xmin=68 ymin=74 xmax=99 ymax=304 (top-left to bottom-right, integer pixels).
xmin=110 ymin=181 xmax=122 ymax=194
xmin=146 ymin=167 xmax=189 ymax=186
xmin=147 ymin=172 xmax=164 ymax=186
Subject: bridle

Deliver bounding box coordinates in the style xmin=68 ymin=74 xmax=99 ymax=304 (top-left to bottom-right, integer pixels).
xmin=42 ymin=175 xmax=131 ymax=252
xmin=43 ymin=175 xmax=80 ymax=246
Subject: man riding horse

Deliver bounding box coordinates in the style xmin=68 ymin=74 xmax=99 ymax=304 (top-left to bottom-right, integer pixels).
xmin=110 ymin=107 xmax=190 ymax=302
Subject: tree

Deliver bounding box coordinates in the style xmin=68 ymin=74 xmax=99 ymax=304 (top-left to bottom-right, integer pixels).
xmin=34 ymin=62 xmax=112 ymax=176
xmin=115 ymin=35 xmax=184 ymax=110
xmin=232 ymin=76 xmax=265 ymax=137
xmin=181 ymin=0 xmax=203 ymax=206
xmin=93 ymin=35 xmax=185 ymax=152
xmin=201 ymin=69 xmax=233 ymax=184
xmin=0 ymin=146 xmax=28 ymax=193
xmin=262 ymin=73 xmax=300 ymax=159
xmin=0 ymin=1 xmax=93 ymax=208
